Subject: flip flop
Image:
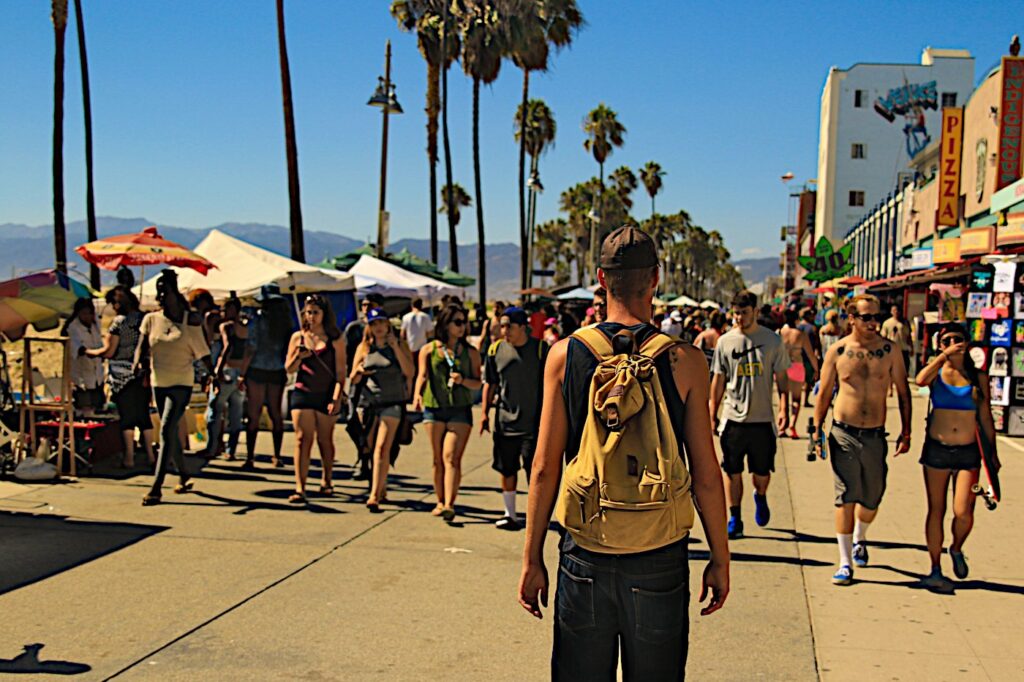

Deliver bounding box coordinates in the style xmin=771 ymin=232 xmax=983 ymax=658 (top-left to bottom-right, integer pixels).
xmin=288 ymin=492 xmax=306 ymax=505
xmin=319 ymin=485 xmax=334 ymax=496
xmin=173 ymin=480 xmax=194 ymax=494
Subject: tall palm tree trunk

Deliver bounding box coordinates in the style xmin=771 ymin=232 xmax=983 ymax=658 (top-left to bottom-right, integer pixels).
xmin=426 ymin=62 xmax=440 ymax=265
xmin=72 ymin=0 xmax=98 ymax=288
xmin=52 ymin=1 xmax=68 ymax=275
xmin=441 ymin=2 xmax=457 ymax=272
xmin=517 ymin=70 xmax=529 ymax=290
xmin=276 ymin=0 xmax=304 ymax=262
xmin=588 ymin=162 xmax=604 ymax=284
xmin=472 ymin=78 xmax=486 ymax=304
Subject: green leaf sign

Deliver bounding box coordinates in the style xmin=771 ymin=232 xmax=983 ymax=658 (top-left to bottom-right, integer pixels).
xmin=798 ymin=237 xmax=854 ymax=283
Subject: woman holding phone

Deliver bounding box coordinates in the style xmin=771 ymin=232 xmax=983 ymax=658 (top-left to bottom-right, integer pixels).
xmin=351 ymin=308 xmax=415 ymax=512
xmin=412 ymin=303 xmax=482 ymax=522
xmin=285 ymin=295 xmax=346 ymax=504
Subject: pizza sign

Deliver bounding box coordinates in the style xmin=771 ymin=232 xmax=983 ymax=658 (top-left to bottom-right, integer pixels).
xmin=798 ymin=237 xmax=854 ymax=282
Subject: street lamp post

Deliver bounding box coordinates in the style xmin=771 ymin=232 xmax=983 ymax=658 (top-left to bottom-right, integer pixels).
xmin=368 ymin=40 xmax=403 ymax=258
xmin=525 ymin=170 xmax=544 ymax=289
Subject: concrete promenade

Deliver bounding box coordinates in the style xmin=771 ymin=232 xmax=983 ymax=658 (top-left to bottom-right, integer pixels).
xmin=1 ymin=392 xmax=1022 ymax=680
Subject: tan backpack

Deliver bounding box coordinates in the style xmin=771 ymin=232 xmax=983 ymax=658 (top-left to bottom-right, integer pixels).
xmin=556 ymin=326 xmax=695 ymax=554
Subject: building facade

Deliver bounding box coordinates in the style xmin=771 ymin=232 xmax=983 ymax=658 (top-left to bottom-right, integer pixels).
xmin=815 ymin=47 xmax=975 ymax=244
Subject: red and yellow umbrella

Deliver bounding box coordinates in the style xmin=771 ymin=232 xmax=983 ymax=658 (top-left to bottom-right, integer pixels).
xmin=75 ymin=226 xmax=215 ymax=275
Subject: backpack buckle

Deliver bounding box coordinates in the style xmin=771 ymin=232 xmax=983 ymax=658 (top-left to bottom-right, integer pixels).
xmin=605 ymin=406 xmax=621 ymax=430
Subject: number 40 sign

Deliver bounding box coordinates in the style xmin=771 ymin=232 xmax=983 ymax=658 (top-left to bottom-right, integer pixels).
xmin=798 ymin=237 xmax=854 ymax=283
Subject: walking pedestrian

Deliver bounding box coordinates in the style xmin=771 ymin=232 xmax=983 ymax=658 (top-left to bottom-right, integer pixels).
xmin=914 ymin=323 xmax=998 ymax=588
xmin=710 ymin=290 xmax=791 ymax=539
xmin=661 ymin=308 xmax=683 ymax=336
xmin=881 ymin=303 xmax=913 ymax=395
xmin=479 ymin=306 xmax=547 ymax=530
xmin=66 ymin=298 xmax=105 ymax=417
xmin=694 ymin=311 xmax=726 ymax=366
xmin=412 ymin=303 xmax=482 ymax=522
xmin=819 ymin=308 xmax=843 ymax=356
xmin=286 ymin=295 xmax=347 ymax=504
xmin=86 ymin=286 xmax=155 ymax=468
xmin=779 ymin=309 xmax=819 ymax=439
xmin=242 ymin=285 xmax=291 ymax=469
xmin=797 ymin=308 xmax=821 ymax=407
xmin=477 ymin=300 xmax=506 ymax=352
xmin=136 ymin=270 xmax=213 ymax=506
xmin=351 ymin=308 xmax=415 ymax=512
xmin=592 ymin=287 xmax=607 ymax=323
xmin=400 ymin=297 xmax=434 ymax=357
xmin=518 ymin=226 xmax=729 ymax=680
xmin=813 ymin=294 xmax=912 ymax=585
xmin=203 ymin=296 xmax=246 ymax=460
xmin=344 ymin=294 xmax=385 ymax=369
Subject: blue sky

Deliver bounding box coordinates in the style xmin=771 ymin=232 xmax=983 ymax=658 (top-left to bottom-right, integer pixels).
xmin=0 ymin=1 xmax=1010 ymax=261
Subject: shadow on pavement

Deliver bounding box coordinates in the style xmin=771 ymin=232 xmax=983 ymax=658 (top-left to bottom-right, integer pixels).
xmin=0 ymin=511 xmax=167 ymax=597
xmin=689 ymin=549 xmax=831 ymax=567
xmin=858 ymin=563 xmax=1024 ymax=596
xmin=0 ymin=644 xmax=90 ymax=675
xmin=769 ymin=528 xmax=928 ymax=552
xmin=196 ymin=490 xmax=344 ymax=515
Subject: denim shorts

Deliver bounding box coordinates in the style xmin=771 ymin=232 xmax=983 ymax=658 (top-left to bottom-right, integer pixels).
xmin=920 ymin=437 xmax=981 ymax=471
xmin=423 ymin=406 xmax=473 ymax=426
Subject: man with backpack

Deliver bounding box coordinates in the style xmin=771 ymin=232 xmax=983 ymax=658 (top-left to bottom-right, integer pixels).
xmin=710 ymin=290 xmax=791 ymax=540
xmin=480 ymin=306 xmax=547 ymax=530
xmin=518 ymin=226 xmax=730 ymax=680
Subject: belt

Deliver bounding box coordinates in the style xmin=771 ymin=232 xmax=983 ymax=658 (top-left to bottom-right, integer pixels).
xmin=832 ymin=420 xmax=886 ymax=437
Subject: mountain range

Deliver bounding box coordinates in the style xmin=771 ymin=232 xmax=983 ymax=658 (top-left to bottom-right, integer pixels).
xmin=0 ymin=217 xmax=774 ymax=299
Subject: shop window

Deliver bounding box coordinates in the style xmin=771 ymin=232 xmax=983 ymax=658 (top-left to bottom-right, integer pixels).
xmin=941 ymin=92 xmax=957 ymax=107
xmin=851 ymin=143 xmax=866 ymax=159
xmin=849 ymin=191 xmax=865 ymax=207
xmin=854 ymin=90 xmax=867 ymax=108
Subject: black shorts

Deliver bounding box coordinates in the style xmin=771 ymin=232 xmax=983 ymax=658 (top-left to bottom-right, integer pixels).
xmin=920 ymin=437 xmax=981 ymax=471
xmin=719 ymin=421 xmax=776 ymax=476
xmin=492 ymin=433 xmax=536 ymax=478
xmin=246 ymin=367 xmax=287 ymax=386
xmin=112 ymin=377 xmax=152 ymax=432
xmin=289 ymin=390 xmax=332 ymax=415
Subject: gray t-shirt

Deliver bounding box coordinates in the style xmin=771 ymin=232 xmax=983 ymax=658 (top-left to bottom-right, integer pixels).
xmin=712 ymin=326 xmax=790 ymax=427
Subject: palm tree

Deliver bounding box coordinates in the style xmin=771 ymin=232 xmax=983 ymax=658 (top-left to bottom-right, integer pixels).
xmin=582 ymin=103 xmax=625 ymax=281
xmin=639 ymin=161 xmax=665 ymax=217
xmin=514 ymin=98 xmax=556 ymax=287
xmin=71 ymin=0 xmax=98 ymax=288
xmin=533 ymin=217 xmax=574 ymax=286
xmin=439 ymin=182 xmax=472 ymax=235
xmin=457 ymin=1 xmax=505 ymax=304
xmin=441 ymin=0 xmax=458 ymax=272
xmin=276 ymin=0 xmax=304 ymax=262
xmin=51 ymin=0 xmax=68 ymax=275
xmin=507 ymin=0 xmax=583 ymax=288
xmin=391 ymin=1 xmax=459 ymax=266
xmin=609 ymin=165 xmax=637 ymax=209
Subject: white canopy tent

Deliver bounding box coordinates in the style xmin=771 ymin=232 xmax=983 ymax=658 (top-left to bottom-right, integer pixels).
xmin=318 ymin=268 xmax=418 ymax=299
xmin=558 ymin=287 xmax=594 ymax=301
xmin=138 ymin=229 xmax=354 ymax=302
xmin=699 ymin=299 xmax=721 ymax=310
xmin=348 ymin=255 xmax=463 ymax=301
xmin=668 ymin=294 xmax=700 ymax=307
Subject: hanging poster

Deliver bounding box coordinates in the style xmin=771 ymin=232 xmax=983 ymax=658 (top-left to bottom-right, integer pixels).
xmin=1015 ymin=320 xmax=1024 ymax=345
xmin=1007 ymin=406 xmax=1024 ymax=436
xmin=993 ymin=406 xmax=1006 ymax=432
xmin=1015 ymin=294 xmax=1024 ymax=318
xmin=966 ymin=293 xmax=991 ymax=318
xmin=990 ymin=347 xmax=1010 ymax=376
xmin=991 ymin=319 xmax=1012 ymax=347
xmin=938 ymin=289 xmax=966 ymax=322
xmin=1015 ymin=263 xmax=1024 ymax=291
xmin=993 ymin=292 xmax=1012 ymax=316
xmin=993 ymin=261 xmax=1016 ymax=292
xmin=1013 ymin=348 xmax=1024 ymax=376
xmin=1013 ymin=376 xmax=1024 ymax=400
xmin=969 ymin=319 xmax=988 ymax=343
xmin=969 ymin=344 xmax=988 ymax=371
xmin=969 ymin=265 xmax=994 ymax=291
xmin=990 ymin=377 xmax=1010 ymax=406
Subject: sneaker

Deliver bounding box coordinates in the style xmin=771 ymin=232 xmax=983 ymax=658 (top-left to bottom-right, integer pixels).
xmin=852 ymin=542 xmax=869 ymax=568
xmin=753 ymin=494 xmax=770 ymax=527
xmin=950 ymin=550 xmax=969 ymax=579
xmin=727 ymin=516 xmax=744 ymax=539
xmin=832 ymin=565 xmax=853 ymax=585
xmin=495 ymin=515 xmax=520 ymax=531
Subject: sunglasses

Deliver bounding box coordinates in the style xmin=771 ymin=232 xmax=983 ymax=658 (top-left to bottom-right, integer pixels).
xmin=451 ymin=318 xmax=466 ymax=326
xmin=940 ymin=335 xmax=965 ymax=347
xmin=593 ymin=302 xmax=606 ymax=308
xmin=852 ymin=313 xmax=884 ymax=323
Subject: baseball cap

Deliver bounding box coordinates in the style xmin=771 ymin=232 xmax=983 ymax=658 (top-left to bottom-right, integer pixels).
xmin=366 ymin=307 xmax=389 ymax=323
xmin=501 ymin=306 xmax=529 ymax=326
xmin=598 ymin=226 xmax=658 ymax=271
xmin=255 ymin=283 xmax=283 ymax=302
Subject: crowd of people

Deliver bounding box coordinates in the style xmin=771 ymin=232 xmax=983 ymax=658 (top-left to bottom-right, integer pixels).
xmin=55 ymin=226 xmax=1000 ymax=678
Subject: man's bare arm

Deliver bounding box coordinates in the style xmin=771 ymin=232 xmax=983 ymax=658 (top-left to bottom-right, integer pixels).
xmin=891 ymin=347 xmax=912 ymax=454
xmin=709 ymin=373 xmax=725 ymax=430
xmin=814 ymin=344 xmax=840 ymax=439
xmin=673 ymin=345 xmax=729 ymax=615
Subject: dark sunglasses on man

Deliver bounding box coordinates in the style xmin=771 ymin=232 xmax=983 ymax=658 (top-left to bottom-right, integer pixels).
xmin=852 ymin=313 xmax=884 ymax=323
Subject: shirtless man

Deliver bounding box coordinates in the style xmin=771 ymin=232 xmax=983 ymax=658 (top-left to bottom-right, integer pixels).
xmin=779 ymin=309 xmax=819 ymax=439
xmin=813 ymin=294 xmax=912 ymax=585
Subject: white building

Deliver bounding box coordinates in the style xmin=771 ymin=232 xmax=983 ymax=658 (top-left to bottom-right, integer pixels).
xmin=815 ymin=47 xmax=975 ymax=244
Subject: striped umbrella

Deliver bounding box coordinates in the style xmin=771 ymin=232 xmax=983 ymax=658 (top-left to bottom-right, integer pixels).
xmin=0 ymin=270 xmax=93 ymax=340
xmin=75 ymin=226 xmax=215 ymax=275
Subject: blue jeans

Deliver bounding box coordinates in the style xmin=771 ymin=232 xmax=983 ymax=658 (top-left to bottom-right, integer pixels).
xmin=553 ymin=540 xmax=689 ymax=681
xmin=206 ymin=368 xmax=244 ymax=454
xmin=149 ymin=386 xmax=192 ymax=496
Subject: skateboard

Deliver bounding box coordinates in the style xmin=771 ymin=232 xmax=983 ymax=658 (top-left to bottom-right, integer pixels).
xmin=971 ymin=428 xmax=1001 ymax=511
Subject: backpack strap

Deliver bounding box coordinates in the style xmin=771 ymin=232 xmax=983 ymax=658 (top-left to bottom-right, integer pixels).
xmin=487 ymin=339 xmax=504 ymax=357
xmin=639 ymin=332 xmax=681 ymax=360
xmin=572 ymin=326 xmax=614 ymax=359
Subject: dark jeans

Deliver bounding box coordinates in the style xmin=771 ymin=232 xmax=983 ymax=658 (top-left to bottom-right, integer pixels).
xmin=553 ymin=540 xmax=690 ymax=681
xmin=149 ymin=386 xmax=191 ymax=496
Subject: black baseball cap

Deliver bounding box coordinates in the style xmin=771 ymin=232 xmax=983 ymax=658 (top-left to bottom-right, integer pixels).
xmin=598 ymin=226 xmax=658 ymax=271
xmin=501 ymin=306 xmax=529 ymax=326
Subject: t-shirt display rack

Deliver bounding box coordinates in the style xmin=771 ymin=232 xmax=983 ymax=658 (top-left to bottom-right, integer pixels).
xmin=960 ymin=258 xmax=1024 ymax=436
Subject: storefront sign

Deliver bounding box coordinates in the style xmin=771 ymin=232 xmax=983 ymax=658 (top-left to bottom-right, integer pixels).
xmin=933 ymin=237 xmax=961 ymax=264
xmin=992 ymin=176 xmax=1024 ymax=214
xmin=938 ymin=107 xmax=964 ymax=226
xmin=998 ymin=217 xmax=1024 ymax=246
xmin=798 ymin=237 xmax=853 ymax=282
xmin=960 ymin=226 xmax=996 ymax=255
xmin=996 ymin=57 xmax=1024 ymax=191
xmin=909 ymin=248 xmax=933 ymax=269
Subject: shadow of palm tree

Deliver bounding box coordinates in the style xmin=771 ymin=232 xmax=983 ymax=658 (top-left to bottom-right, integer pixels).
xmin=0 ymin=644 xmax=91 ymax=675
xmin=193 ymin=490 xmax=344 ymax=515
xmin=769 ymin=529 xmax=927 ymax=552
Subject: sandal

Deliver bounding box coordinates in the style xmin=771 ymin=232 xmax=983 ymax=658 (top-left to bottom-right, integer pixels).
xmin=441 ymin=507 xmax=456 ymax=522
xmin=319 ymin=485 xmax=334 ymax=496
xmin=288 ymin=492 xmax=306 ymax=505
xmin=430 ymin=503 xmax=445 ymax=517
xmin=173 ymin=480 xmax=194 ymax=495
xmin=141 ymin=494 xmax=162 ymax=506
xmin=366 ymin=498 xmax=382 ymax=514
